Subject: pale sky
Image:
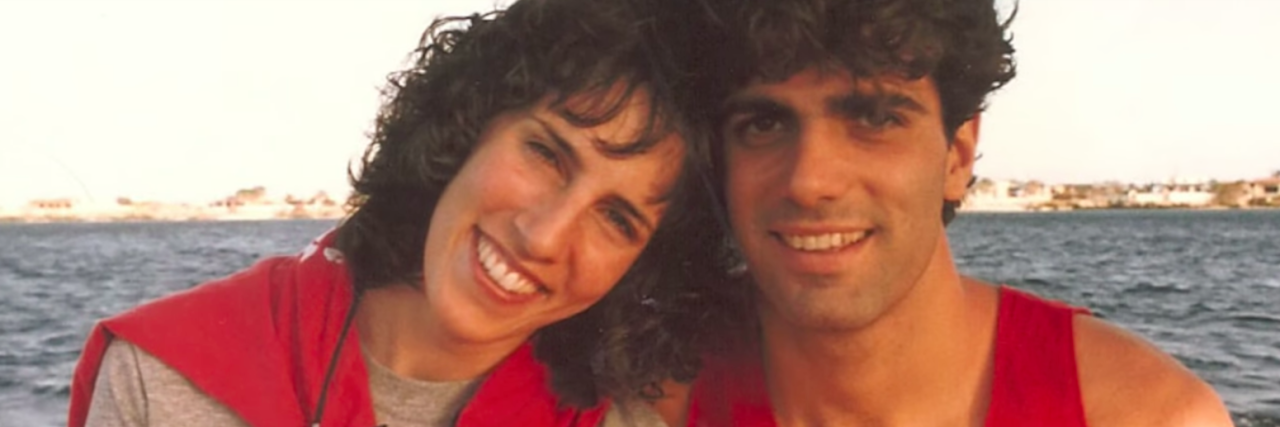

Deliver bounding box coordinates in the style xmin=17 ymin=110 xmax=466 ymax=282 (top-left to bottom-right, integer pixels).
xmin=2 ymin=0 xmax=1278 ymax=206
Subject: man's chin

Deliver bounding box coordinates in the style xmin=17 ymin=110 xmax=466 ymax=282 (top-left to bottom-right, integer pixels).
xmin=762 ymin=278 xmax=912 ymax=331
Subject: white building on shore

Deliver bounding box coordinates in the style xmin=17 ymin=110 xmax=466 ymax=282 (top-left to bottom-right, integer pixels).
xmin=962 ymin=179 xmax=1053 ymax=212
xmin=1126 ymin=183 xmax=1214 ymax=207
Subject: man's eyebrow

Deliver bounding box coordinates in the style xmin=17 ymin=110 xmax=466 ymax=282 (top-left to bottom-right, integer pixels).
xmin=827 ymin=90 xmax=927 ymax=117
xmin=721 ymin=95 xmax=790 ymax=118
xmin=532 ymin=116 xmax=581 ymax=167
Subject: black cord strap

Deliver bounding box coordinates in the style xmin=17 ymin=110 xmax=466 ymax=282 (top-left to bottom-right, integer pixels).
xmin=311 ymin=290 xmax=364 ymax=426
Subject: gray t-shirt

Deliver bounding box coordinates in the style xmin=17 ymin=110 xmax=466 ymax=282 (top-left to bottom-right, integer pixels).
xmin=84 ymin=340 xmax=666 ymax=427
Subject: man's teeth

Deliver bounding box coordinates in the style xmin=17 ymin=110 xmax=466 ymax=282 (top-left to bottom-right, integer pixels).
xmin=477 ymin=238 xmax=539 ymax=295
xmin=782 ymin=231 xmax=869 ymax=252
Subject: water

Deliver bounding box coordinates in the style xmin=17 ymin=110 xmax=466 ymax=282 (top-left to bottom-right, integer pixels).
xmin=0 ymin=220 xmax=338 ymax=426
xmin=0 ymin=212 xmax=1277 ymax=425
xmin=950 ymin=210 xmax=1280 ymax=425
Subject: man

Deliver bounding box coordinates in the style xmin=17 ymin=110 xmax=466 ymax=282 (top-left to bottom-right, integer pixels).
xmin=669 ymin=0 xmax=1235 ymax=425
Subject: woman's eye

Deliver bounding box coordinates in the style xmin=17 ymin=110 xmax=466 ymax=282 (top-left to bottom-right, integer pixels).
xmin=603 ymin=208 xmax=638 ymax=240
xmin=526 ymin=141 xmax=560 ymax=168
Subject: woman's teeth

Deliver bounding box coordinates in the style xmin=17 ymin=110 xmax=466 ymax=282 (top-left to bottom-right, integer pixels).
xmin=477 ymin=237 xmax=539 ymax=295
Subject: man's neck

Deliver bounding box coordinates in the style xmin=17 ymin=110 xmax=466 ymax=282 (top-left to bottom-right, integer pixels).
xmin=356 ymin=285 xmax=526 ymax=382
xmin=759 ymin=241 xmax=1001 ymax=427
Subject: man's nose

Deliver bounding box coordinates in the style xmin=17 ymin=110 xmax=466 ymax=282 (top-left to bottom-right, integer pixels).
xmin=786 ymin=121 xmax=852 ymax=208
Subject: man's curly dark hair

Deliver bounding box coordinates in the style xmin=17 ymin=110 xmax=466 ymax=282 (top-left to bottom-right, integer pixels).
xmin=689 ymin=0 xmax=1018 ymax=225
xmin=332 ymin=0 xmax=732 ymax=408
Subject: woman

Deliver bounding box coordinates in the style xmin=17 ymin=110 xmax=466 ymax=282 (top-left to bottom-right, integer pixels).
xmin=67 ymin=0 xmax=726 ymax=425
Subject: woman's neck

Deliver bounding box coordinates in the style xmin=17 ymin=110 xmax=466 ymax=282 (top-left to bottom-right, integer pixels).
xmin=355 ymin=284 xmax=527 ymax=382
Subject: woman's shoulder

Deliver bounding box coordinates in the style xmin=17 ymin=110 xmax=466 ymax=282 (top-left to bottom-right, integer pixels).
xmin=117 ymin=255 xmax=293 ymax=313
xmin=104 ymin=255 xmax=298 ymax=333
xmin=87 ymin=339 xmax=250 ymax=426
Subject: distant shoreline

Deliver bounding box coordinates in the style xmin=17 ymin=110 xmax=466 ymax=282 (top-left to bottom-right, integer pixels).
xmin=0 ymin=205 xmax=346 ymax=225
xmin=4 ymin=205 xmax=1277 ymax=225
xmin=959 ymin=205 xmax=1280 ymax=214
xmin=0 ymin=215 xmax=345 ymax=225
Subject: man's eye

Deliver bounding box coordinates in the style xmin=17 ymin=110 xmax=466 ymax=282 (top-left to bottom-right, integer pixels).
xmin=726 ymin=114 xmax=791 ymax=148
xmin=857 ymin=110 xmax=904 ymax=129
xmin=744 ymin=116 xmax=785 ymax=134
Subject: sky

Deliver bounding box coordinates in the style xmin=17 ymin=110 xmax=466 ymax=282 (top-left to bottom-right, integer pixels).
xmin=1 ymin=0 xmax=1278 ymax=206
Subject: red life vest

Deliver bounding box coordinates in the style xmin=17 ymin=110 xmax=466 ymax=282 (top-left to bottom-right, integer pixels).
xmin=68 ymin=232 xmax=608 ymax=427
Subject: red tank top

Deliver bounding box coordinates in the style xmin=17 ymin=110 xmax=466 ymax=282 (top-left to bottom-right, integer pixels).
xmin=687 ymin=286 xmax=1090 ymax=427
xmin=985 ymin=286 xmax=1090 ymax=427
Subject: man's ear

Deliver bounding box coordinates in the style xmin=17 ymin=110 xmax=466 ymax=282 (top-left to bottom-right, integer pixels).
xmin=944 ymin=115 xmax=980 ymax=201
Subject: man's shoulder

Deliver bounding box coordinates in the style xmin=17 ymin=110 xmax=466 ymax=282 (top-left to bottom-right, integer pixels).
xmin=1072 ymin=315 xmax=1233 ymax=426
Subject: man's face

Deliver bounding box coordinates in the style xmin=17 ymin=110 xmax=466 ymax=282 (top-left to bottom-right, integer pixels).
xmin=720 ymin=67 xmax=977 ymax=331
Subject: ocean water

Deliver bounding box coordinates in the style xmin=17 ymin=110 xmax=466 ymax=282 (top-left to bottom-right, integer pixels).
xmin=0 ymin=212 xmax=1277 ymax=425
xmin=950 ymin=210 xmax=1280 ymax=426
xmin=0 ymin=220 xmax=339 ymax=426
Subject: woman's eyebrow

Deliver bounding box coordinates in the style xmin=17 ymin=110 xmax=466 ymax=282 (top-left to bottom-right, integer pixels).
xmin=533 ymin=116 xmax=582 ymax=168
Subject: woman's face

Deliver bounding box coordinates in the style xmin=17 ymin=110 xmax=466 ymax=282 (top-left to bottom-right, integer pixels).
xmin=420 ymin=89 xmax=686 ymax=346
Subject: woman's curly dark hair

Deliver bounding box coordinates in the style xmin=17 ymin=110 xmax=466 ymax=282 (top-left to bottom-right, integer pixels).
xmin=332 ymin=0 xmax=734 ymax=408
xmin=690 ymin=0 xmax=1018 ymax=225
